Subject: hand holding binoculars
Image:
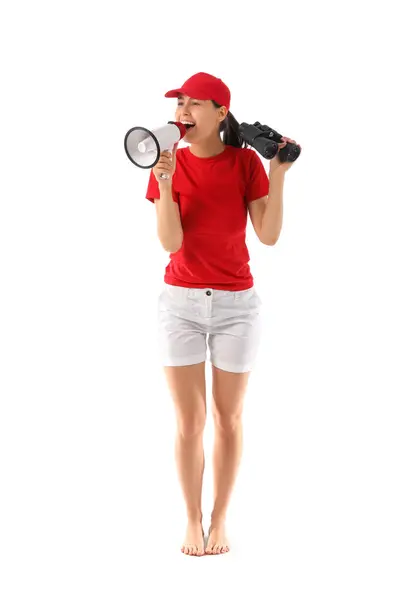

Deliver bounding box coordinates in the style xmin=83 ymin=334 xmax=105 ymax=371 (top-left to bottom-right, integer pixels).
xmin=239 ymin=122 xmax=301 ymax=163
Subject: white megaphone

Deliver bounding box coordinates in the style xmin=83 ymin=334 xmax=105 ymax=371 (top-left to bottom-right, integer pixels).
xmin=124 ymin=121 xmax=191 ymax=180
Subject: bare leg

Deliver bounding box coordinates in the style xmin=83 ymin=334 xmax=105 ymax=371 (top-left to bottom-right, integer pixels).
xmin=206 ymin=365 xmax=250 ymax=554
xmin=164 ymin=362 xmax=207 ymax=556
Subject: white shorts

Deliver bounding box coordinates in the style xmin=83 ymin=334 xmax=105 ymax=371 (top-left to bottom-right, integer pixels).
xmin=157 ymin=283 xmax=263 ymax=373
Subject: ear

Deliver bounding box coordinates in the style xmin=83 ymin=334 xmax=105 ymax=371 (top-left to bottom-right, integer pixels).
xmin=219 ymin=107 xmax=228 ymax=122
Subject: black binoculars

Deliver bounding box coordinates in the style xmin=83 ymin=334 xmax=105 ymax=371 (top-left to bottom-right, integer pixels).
xmin=239 ymin=122 xmax=301 ymax=164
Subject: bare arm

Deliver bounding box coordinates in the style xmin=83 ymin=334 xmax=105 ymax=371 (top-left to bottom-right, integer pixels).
xmin=154 ymin=183 xmax=183 ymax=253
xmin=260 ymin=170 xmax=285 ymax=245
xmin=248 ymin=170 xmax=286 ymax=245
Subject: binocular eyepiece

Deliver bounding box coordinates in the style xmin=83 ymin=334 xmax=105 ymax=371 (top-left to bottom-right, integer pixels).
xmin=239 ymin=122 xmax=301 ymax=163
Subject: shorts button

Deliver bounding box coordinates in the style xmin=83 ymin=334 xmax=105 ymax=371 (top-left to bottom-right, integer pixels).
xmin=206 ymin=290 xmax=212 ymax=296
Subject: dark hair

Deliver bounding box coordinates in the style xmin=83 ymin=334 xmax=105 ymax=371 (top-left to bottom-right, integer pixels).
xmin=211 ymin=100 xmax=248 ymax=148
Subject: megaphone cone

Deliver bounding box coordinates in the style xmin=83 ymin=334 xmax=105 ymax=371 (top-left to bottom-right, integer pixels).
xmin=124 ymin=121 xmax=188 ymax=170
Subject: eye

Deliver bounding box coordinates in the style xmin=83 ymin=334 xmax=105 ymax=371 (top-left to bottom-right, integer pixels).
xmin=177 ymin=101 xmax=200 ymax=106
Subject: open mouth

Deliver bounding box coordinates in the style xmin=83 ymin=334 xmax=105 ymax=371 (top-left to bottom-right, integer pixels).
xmin=181 ymin=121 xmax=196 ymax=130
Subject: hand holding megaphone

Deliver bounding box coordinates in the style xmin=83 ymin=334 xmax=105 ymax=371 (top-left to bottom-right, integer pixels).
xmin=153 ymin=143 xmax=178 ymax=184
xmin=124 ymin=121 xmax=188 ymax=181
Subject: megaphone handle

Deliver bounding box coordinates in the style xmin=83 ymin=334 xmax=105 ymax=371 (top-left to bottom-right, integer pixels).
xmin=160 ymin=144 xmax=174 ymax=180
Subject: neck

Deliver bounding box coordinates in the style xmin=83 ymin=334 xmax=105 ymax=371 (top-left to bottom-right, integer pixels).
xmin=189 ymin=135 xmax=225 ymax=158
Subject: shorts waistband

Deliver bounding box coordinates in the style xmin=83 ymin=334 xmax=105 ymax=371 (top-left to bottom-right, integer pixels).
xmin=163 ymin=283 xmax=254 ymax=301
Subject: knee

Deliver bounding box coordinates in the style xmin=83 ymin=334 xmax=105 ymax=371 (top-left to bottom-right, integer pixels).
xmin=177 ymin=414 xmax=206 ymax=439
xmin=212 ymin=408 xmax=242 ymax=434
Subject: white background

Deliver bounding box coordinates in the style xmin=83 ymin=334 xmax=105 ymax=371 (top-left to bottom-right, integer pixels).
xmin=1 ymin=1 xmax=399 ymax=598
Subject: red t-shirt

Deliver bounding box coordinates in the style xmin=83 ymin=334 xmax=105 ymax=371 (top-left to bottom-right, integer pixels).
xmin=145 ymin=144 xmax=269 ymax=291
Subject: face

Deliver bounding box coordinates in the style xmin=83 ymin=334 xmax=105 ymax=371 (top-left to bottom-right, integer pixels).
xmin=175 ymin=95 xmax=227 ymax=143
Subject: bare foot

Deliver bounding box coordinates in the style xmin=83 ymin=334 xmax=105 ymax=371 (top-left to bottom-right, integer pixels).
xmin=181 ymin=520 xmax=205 ymax=556
xmin=205 ymin=521 xmax=230 ymax=555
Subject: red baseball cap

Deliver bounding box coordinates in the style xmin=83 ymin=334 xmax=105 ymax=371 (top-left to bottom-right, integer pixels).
xmin=165 ymin=72 xmax=231 ymax=111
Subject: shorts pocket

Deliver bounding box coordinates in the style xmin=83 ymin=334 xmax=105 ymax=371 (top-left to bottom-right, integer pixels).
xmin=253 ymin=289 xmax=263 ymax=306
xmin=158 ymin=285 xmax=187 ymax=313
xmin=234 ymin=287 xmax=262 ymax=312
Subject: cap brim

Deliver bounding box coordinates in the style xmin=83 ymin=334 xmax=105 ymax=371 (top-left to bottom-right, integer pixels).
xmin=164 ymin=88 xmax=184 ymax=98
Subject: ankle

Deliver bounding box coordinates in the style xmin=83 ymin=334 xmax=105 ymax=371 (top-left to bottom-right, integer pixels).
xmin=187 ymin=511 xmax=203 ymax=523
xmin=210 ymin=512 xmax=226 ymax=527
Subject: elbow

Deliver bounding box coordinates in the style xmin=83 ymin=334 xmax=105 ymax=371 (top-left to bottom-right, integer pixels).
xmin=165 ymin=242 xmax=182 ymax=253
xmin=259 ymin=225 xmax=280 ymax=246
xmin=261 ymin=228 xmax=281 ymax=245
xmin=261 ymin=236 xmax=279 ymax=246
xmin=162 ymin=235 xmax=183 ymax=253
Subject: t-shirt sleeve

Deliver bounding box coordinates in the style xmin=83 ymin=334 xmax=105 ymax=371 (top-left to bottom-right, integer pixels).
xmin=245 ymin=150 xmax=270 ymax=203
xmin=145 ymin=169 xmax=179 ymax=204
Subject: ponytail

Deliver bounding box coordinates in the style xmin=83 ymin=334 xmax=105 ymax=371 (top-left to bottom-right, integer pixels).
xmin=212 ymin=100 xmax=248 ymax=148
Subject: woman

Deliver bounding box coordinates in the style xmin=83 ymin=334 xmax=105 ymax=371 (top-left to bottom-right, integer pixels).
xmin=145 ymin=72 xmax=300 ymax=556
